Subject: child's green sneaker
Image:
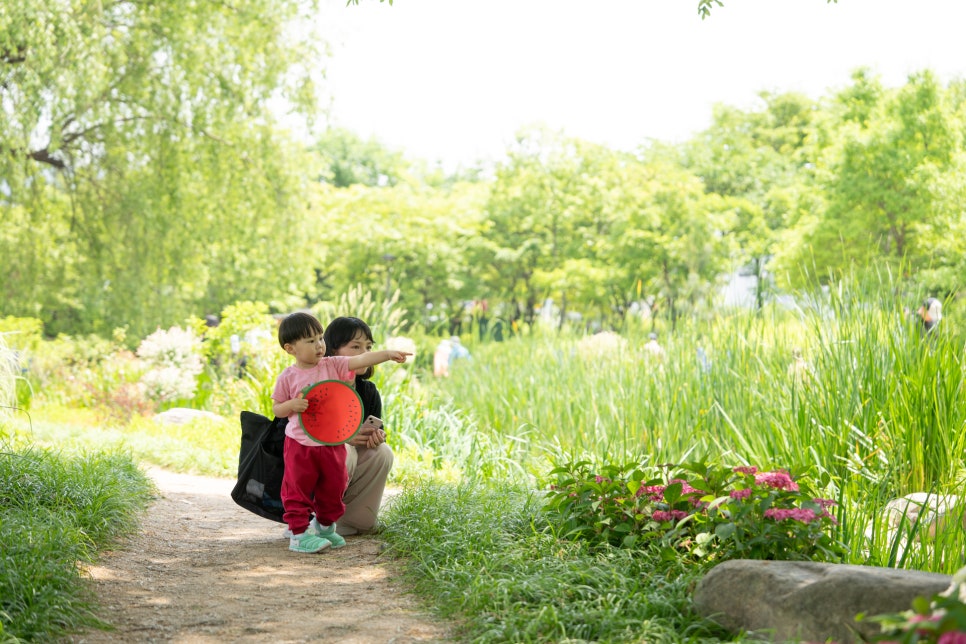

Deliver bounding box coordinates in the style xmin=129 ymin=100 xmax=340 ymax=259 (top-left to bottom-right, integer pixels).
xmin=289 ymin=532 xmax=331 ymax=553
xmin=311 ymin=518 xmax=346 ymax=548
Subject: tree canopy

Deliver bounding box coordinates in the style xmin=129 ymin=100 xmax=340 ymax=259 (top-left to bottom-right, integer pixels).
xmin=697 ymin=0 xmax=838 ymax=19
xmin=1 ymin=0 xmax=323 ymax=337
xmin=2 ymin=2 xmax=963 ymax=341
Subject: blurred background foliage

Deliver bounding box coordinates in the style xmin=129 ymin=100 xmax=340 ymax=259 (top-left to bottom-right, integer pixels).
xmin=2 ymin=4 xmax=965 ymax=343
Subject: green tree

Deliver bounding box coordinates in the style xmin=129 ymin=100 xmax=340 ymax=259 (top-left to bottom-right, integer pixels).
xmin=0 ymin=0 xmax=322 ymax=339
xmin=698 ymin=0 xmax=837 ymax=19
xmin=683 ymin=92 xmax=824 ymax=309
xmin=796 ymin=71 xmax=963 ymax=285
xmin=481 ymin=129 xmax=627 ymax=329
xmin=480 ymin=129 xmax=570 ymax=327
xmin=348 ymin=0 xmax=839 ymax=20
xmin=313 ymin=128 xmax=410 ymax=188
xmin=311 ymin=178 xmax=487 ymax=332
xmin=611 ymin=162 xmax=736 ymax=328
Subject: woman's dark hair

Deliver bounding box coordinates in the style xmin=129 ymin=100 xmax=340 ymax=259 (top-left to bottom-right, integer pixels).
xmin=324 ymin=316 xmax=376 ymax=379
xmin=278 ymin=311 xmax=324 ymax=348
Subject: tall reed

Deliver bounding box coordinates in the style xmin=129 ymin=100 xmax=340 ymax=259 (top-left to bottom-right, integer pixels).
xmin=428 ymin=278 xmax=966 ymax=571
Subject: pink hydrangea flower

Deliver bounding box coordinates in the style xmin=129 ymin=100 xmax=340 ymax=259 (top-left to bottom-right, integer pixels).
xmin=652 ymin=510 xmax=690 ymax=523
xmin=635 ymin=484 xmax=665 ymax=501
xmin=813 ymin=498 xmax=839 ymax=524
xmin=730 ymin=488 xmax=752 ymax=500
xmin=669 ymin=478 xmax=700 ymax=495
xmin=663 ymin=478 xmax=706 ymax=507
xmin=754 ymin=470 xmax=799 ymax=492
xmin=764 ymin=508 xmax=817 ymax=523
xmin=938 ymin=631 xmax=966 ymax=644
xmin=733 ymin=466 xmax=758 ymax=475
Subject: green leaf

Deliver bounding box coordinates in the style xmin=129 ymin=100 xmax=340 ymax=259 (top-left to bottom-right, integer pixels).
xmin=715 ymin=523 xmax=736 ymax=539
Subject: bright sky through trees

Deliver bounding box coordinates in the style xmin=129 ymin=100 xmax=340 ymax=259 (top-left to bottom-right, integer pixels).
xmin=315 ymin=0 xmax=966 ymax=170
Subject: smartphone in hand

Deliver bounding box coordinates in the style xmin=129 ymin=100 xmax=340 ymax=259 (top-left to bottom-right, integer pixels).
xmin=363 ymin=415 xmax=383 ymax=429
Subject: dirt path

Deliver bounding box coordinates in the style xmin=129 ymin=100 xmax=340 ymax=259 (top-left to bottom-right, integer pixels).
xmin=69 ymin=468 xmax=452 ymax=644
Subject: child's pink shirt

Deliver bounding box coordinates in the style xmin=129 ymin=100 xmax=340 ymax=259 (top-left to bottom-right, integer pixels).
xmin=272 ymin=356 xmax=354 ymax=446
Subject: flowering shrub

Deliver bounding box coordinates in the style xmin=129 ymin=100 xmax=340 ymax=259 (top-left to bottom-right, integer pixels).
xmin=865 ymin=567 xmax=966 ymax=643
xmin=137 ymin=326 xmax=204 ymax=404
xmin=385 ymin=336 xmax=417 ymax=363
xmin=543 ymin=459 xmax=847 ymax=563
xmin=575 ymin=331 xmax=627 ymax=360
xmin=190 ymin=301 xmax=277 ymax=376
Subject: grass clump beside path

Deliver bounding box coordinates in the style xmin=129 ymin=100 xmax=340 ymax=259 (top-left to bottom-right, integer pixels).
xmin=0 ymin=443 xmax=154 ymax=642
xmin=381 ymin=481 xmax=740 ymax=643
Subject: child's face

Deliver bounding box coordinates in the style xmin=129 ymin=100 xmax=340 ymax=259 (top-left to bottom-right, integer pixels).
xmin=285 ymin=333 xmax=325 ymax=368
xmin=334 ymin=331 xmax=373 ymax=375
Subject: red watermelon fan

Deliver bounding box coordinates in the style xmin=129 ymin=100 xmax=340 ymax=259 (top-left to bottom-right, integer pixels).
xmin=298 ymin=380 xmax=364 ymax=445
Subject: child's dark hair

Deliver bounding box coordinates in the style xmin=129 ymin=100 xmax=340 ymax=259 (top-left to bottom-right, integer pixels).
xmin=278 ymin=311 xmax=324 ymax=348
xmin=324 ymin=316 xmax=375 ymax=379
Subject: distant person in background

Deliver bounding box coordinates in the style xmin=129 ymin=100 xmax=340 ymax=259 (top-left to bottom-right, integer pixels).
xmin=917 ymin=297 xmax=942 ymax=335
xmin=433 ymin=336 xmax=471 ymax=377
xmin=643 ymin=332 xmax=666 ymax=363
xmin=433 ymin=337 xmax=452 ymax=377
xmin=200 ymin=315 xmax=220 ymax=363
xmin=787 ymin=347 xmax=813 ymax=385
xmin=696 ymin=344 xmax=712 ymax=375
xmin=473 ymin=299 xmax=490 ymax=340
xmin=229 ymin=326 xmax=272 ymax=377
xmin=448 ymin=336 xmax=470 ymax=364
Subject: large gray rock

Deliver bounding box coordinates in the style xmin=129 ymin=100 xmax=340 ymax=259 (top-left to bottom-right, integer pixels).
xmin=693 ymin=559 xmax=950 ymax=643
xmin=154 ymin=407 xmax=224 ymax=425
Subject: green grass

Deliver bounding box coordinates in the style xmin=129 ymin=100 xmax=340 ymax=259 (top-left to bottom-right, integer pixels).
xmin=0 ymin=442 xmax=154 ymax=641
xmin=14 ymin=406 xmax=238 ymax=477
xmin=381 ymin=481 xmax=741 ymax=643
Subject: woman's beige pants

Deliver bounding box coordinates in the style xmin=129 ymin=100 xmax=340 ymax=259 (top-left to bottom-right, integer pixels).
xmin=338 ymin=443 xmax=394 ymax=536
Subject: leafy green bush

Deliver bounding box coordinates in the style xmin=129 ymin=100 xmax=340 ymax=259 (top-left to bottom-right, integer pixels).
xmin=27 ymin=332 xmax=149 ymax=420
xmin=188 ymin=300 xmax=277 ymax=376
xmin=543 ymin=458 xmax=847 ymax=563
xmin=0 ymin=316 xmax=43 ymax=354
xmin=864 ymin=568 xmax=966 ymax=642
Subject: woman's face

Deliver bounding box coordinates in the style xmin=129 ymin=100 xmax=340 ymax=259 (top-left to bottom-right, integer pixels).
xmin=335 ymin=330 xmax=373 ymax=374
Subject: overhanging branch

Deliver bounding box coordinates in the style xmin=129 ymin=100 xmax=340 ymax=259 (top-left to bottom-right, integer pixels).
xmin=27 ymin=148 xmax=67 ymax=170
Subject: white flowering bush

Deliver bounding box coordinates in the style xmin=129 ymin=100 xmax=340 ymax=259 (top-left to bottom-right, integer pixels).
xmin=137 ymin=326 xmax=204 ymax=403
xmin=385 ymin=335 xmax=417 ymax=363
xmin=576 ymin=331 xmax=627 ymax=359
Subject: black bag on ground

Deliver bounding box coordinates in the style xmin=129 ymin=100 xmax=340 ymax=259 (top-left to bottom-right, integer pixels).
xmin=231 ymin=411 xmax=286 ymax=523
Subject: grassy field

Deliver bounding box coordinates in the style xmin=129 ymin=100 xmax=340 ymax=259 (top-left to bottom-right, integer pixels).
xmin=428 ymin=290 xmax=966 ymax=573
